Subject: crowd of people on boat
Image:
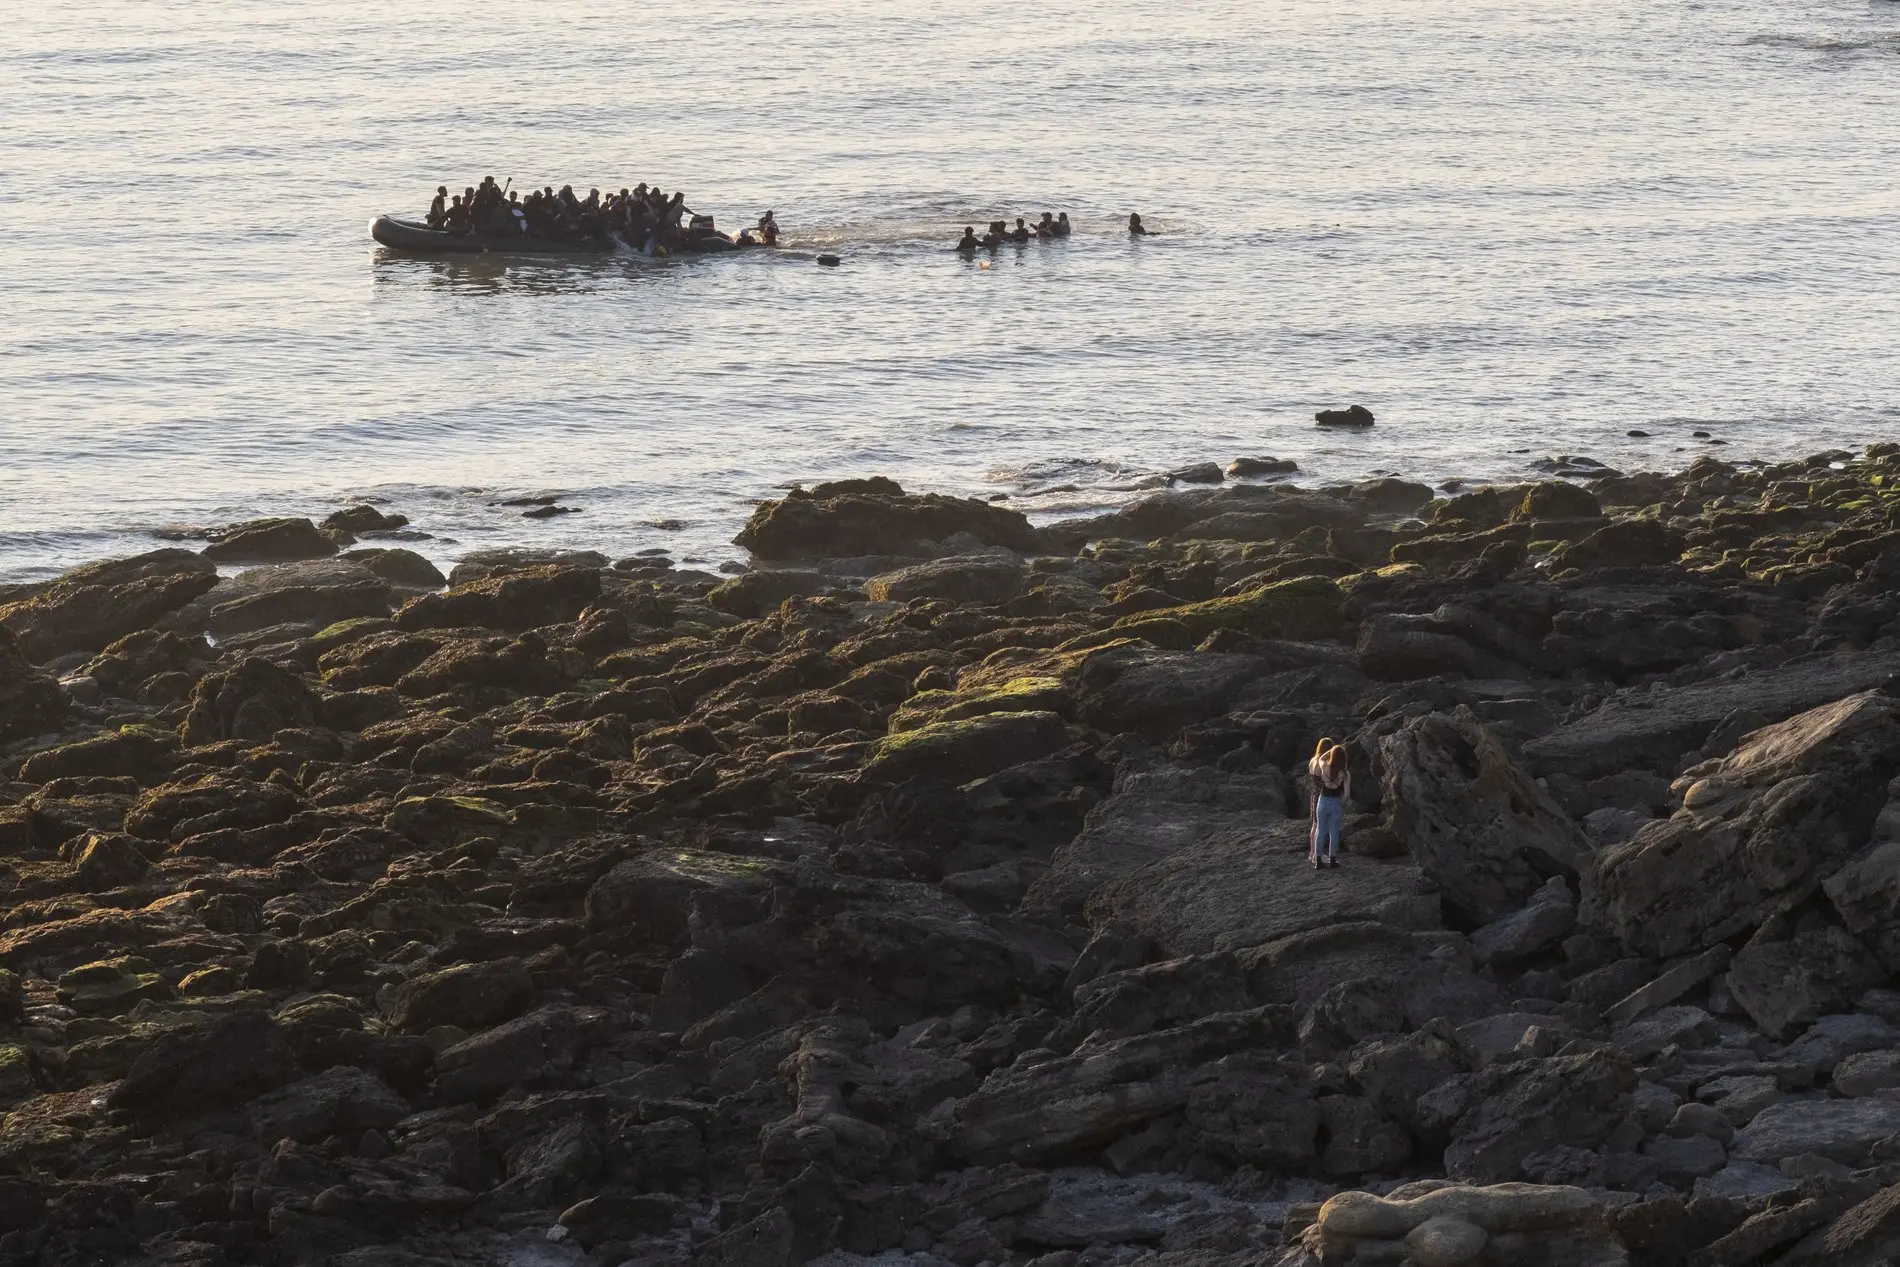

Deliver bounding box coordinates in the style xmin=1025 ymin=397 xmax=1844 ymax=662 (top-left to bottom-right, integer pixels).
xmin=424 ymin=177 xmax=777 ymax=252
xmin=951 ymin=211 xmax=1152 ymax=251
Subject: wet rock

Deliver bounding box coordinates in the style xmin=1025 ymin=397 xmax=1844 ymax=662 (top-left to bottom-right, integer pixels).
xmin=1382 ymin=709 xmax=1588 ymax=924
xmin=249 ymin=1067 xmax=409 ymax=1144
xmin=341 ymin=546 xmax=445 ymax=588
xmin=1510 ymin=481 xmax=1602 ymax=522
xmin=393 ymin=563 xmax=601 ymax=632
xmin=168 ymin=558 xmax=395 ymax=636
xmin=864 ymin=554 xmax=1028 ymax=606
xmin=1315 ymin=405 xmax=1376 ymax=427
xmin=71 ymin=832 xmax=149 ymax=891
xmin=323 ymin=505 xmax=409 ymax=534
xmin=1168 ymin=462 xmax=1224 ymax=485
xmin=0 ymin=549 xmax=218 ymax=660
xmin=178 ymin=655 xmax=320 ymax=745
xmin=705 ymin=568 xmax=828 ymax=617
xmin=693 ymin=1206 xmax=793 ymax=1267
xmin=202 ymin=516 xmax=339 ymax=562
xmin=0 ymin=628 xmax=67 ymax=743
xmin=558 ymin=1192 xmax=683 ymax=1246
xmin=1228 ymin=456 xmax=1298 ymax=478
xmin=736 ymin=478 xmax=1041 ymax=560
xmin=387 ymin=958 xmax=534 ymax=1033
xmin=1583 ymin=690 xmax=1900 ymax=957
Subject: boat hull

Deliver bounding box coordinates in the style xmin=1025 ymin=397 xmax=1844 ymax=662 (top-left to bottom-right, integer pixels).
xmin=370 ymin=214 xmax=753 ymax=257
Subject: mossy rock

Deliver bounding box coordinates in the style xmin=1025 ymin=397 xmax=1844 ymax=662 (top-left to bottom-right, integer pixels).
xmin=55 ymin=957 xmax=171 ymax=1016
xmin=311 ymin=616 xmax=397 ymax=653
xmin=865 ymin=710 xmax=1073 ymax=784
xmin=385 ymin=794 xmax=515 ymax=842
xmin=1109 ymin=575 xmax=1344 ymax=643
xmin=889 ymin=675 xmax=1072 ymax=733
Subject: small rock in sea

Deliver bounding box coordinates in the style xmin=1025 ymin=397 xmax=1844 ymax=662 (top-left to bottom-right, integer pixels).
xmin=1628 ymin=429 xmax=1651 ymax=437
xmin=322 ymin=505 xmax=409 ymax=534
xmin=643 ymin=519 xmax=686 ymax=531
xmin=1315 ymin=404 xmax=1376 ymax=427
xmin=1693 ymin=430 xmax=1712 ymax=439
xmin=522 ymin=505 xmax=580 ymax=519
xmin=1167 ymin=462 xmax=1224 ymax=485
xmin=499 ymin=495 xmax=560 ymax=508
xmin=816 ymin=254 xmax=841 ymax=267
xmin=1228 ymin=456 xmax=1299 ymax=477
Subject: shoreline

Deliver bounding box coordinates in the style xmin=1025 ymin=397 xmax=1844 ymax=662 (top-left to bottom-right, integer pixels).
xmin=1 ymin=444 xmax=1900 ymax=1261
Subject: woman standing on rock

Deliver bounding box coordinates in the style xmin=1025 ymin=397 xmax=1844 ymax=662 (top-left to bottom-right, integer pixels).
xmin=1309 ymin=740 xmax=1350 ymax=869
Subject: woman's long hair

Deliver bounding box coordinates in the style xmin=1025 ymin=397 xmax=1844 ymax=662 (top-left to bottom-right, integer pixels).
xmin=1320 ymin=744 xmax=1348 ymax=783
xmin=1313 ymin=736 xmax=1335 ymax=760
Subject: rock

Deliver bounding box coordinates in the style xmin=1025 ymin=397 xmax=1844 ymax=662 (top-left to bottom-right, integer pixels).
xmin=393 ymin=563 xmax=601 ymax=632
xmin=448 ymin=547 xmax=609 ymax=584
xmin=0 ymin=549 xmax=218 ymax=660
xmin=1524 ymin=649 xmax=1900 ymax=780
xmin=1168 ymin=462 xmax=1224 ymax=485
xmin=1776 ymin=1180 xmax=1900 ymax=1266
xmin=1694 ymin=1160 xmax=1798 ymax=1201
xmin=1836 ymin=1049 xmax=1900 ymax=1097
xmin=1611 ymin=1004 xmax=1716 ymax=1059
xmin=1551 ymin=517 xmax=1678 ymax=571
xmin=56 ymin=956 xmax=169 ymax=1014
xmin=178 ymin=656 xmax=320 ymax=745
xmin=167 ymin=558 xmax=396 ymax=636
xmin=735 ymin=478 xmax=1040 ymax=560
xmin=584 ymin=850 xmax=777 ymax=942
xmin=693 ymin=1206 xmax=792 ymax=1267
xmin=248 ymin=1067 xmax=408 ymax=1143
xmin=1357 ymin=614 xmax=1482 ymax=681
xmin=1083 ymin=817 xmax=1432 ymax=957
xmin=1350 ymin=477 xmax=1436 ymax=514
xmin=1228 ymin=456 xmax=1298 ymax=478
xmin=388 ymin=959 xmax=533 ymax=1033
xmin=1315 ymin=405 xmax=1376 ymax=428
xmin=705 ymin=569 xmax=828 ymax=618
xmin=1602 ymin=944 xmax=1730 ymax=1027
xmin=1442 ymin=1049 xmax=1637 ymax=1182
xmin=1726 ymin=921 xmax=1885 ymax=1039
xmin=108 ymin=1010 xmax=294 ymax=1116
xmin=1382 ymin=709 xmax=1589 ymax=924
xmin=1349 ymin=1021 xmax=1479 ymax=1138
xmin=1510 ymin=482 xmax=1603 ymax=522
xmin=1732 ymin=1099 xmax=1900 ymax=1165
xmin=1824 ymin=839 xmax=1900 ymax=973
xmin=1405 ymin=1215 xmax=1489 ymax=1266
xmin=1469 ymin=878 xmax=1577 ymax=967
xmin=1643 ymin=1132 xmax=1728 ymax=1183
xmin=1108 ymin=574 xmax=1347 ymax=645
xmin=1071 ymin=643 xmax=1347 ymax=741
xmin=339 ymin=547 xmax=446 ymax=589
xmin=863 ymin=710 xmax=1073 ymax=784
xmin=864 ymin=554 xmax=1028 ymax=606
xmin=558 ymin=1193 xmax=683 ymax=1246
xmin=201 ymin=516 xmax=338 ymax=562
xmin=0 ymin=628 xmax=67 ymax=743
xmin=432 ymin=1004 xmax=598 ymax=1102
xmin=1776 ymin=1013 xmax=1900 ymax=1077
xmin=71 ymin=833 xmax=149 ymax=891
xmin=1582 ymin=690 xmax=1900 ymax=958
xmin=323 ymin=505 xmax=409 ymax=534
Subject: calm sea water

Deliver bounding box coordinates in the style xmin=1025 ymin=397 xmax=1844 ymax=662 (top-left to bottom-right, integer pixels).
xmin=3 ymin=0 xmax=1899 ymax=580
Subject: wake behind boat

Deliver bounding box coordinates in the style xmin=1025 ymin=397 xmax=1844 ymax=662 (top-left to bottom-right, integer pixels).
xmin=372 ymin=176 xmax=779 ymax=258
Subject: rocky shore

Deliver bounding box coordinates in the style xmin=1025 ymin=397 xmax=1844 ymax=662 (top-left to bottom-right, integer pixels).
xmin=5 ymin=447 xmax=1900 ymax=1266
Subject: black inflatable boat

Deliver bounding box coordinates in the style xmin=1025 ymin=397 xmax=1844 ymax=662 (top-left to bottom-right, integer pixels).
xmin=370 ymin=214 xmax=751 ymax=257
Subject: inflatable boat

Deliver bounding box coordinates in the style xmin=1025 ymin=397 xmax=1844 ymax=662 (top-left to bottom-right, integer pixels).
xmin=370 ymin=214 xmax=754 ymax=257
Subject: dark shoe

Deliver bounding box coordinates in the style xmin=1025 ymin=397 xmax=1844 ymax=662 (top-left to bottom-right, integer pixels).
xmin=1326 ymin=857 xmax=1340 ymax=868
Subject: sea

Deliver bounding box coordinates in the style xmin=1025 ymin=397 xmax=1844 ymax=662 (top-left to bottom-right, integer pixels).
xmin=4 ymin=0 xmax=1899 ymax=581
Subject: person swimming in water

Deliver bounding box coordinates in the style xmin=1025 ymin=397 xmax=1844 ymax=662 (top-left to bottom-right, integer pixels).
xmin=1034 ymin=212 xmax=1055 ymax=239
xmin=1008 ymin=217 xmax=1031 ymax=244
xmin=1054 ymin=212 xmax=1072 ymax=237
xmin=954 ymin=226 xmax=979 ymax=252
xmin=1128 ymin=212 xmax=1151 ymax=236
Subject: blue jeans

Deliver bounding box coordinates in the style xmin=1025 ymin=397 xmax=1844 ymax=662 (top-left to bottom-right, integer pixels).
xmin=1312 ymin=794 xmax=1343 ymax=860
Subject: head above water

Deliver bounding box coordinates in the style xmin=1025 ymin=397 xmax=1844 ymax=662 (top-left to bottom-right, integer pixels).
xmin=1129 ymin=212 xmax=1144 ymax=229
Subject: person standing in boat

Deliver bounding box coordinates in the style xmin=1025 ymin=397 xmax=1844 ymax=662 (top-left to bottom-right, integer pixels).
xmin=427 ymin=186 xmax=449 ymax=230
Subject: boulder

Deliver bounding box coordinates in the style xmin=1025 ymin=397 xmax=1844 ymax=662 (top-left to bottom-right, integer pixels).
xmin=1228 ymin=456 xmax=1299 ymax=478
xmin=0 ymin=549 xmax=217 ymax=660
xmin=1316 ymin=405 xmax=1376 ymax=427
xmin=1731 ymin=1099 xmax=1900 ymax=1165
xmin=248 ymin=1067 xmax=408 ymax=1143
xmin=1725 ymin=921 xmax=1885 ymax=1039
xmin=863 ymin=554 xmax=1028 ymax=605
xmin=201 ymin=516 xmax=338 ymax=562
xmin=1511 ymin=482 xmax=1602 ymax=523
xmin=705 ymin=569 xmax=828 ymax=618
xmin=1441 ymin=1049 xmax=1637 ymax=1182
xmin=386 ymin=958 xmax=534 ymax=1033
xmin=1108 ymin=575 xmax=1346 ymax=645
xmin=1823 ymin=838 xmax=1900 ymax=973
xmin=1524 ymin=649 xmax=1900 ymax=780
xmin=1382 ymin=709 xmax=1589 ymax=924
xmin=863 ymin=710 xmax=1073 ymax=785
xmin=584 ymin=849 xmax=778 ymax=942
xmin=1469 ymin=878 xmax=1576 ymax=967
xmin=1581 ymin=691 xmax=1900 ymax=958
xmin=1777 ymin=1181 xmax=1900 ymax=1266
xmin=1083 ymin=818 xmax=1432 ymax=957
xmin=322 ymin=505 xmax=408 ymax=534
xmin=340 ymin=547 xmax=445 ymax=589
xmin=735 ymin=478 xmax=1040 ymax=560
xmin=393 ymin=564 xmax=601 ymax=632
xmin=178 ymin=656 xmax=320 ymax=746
xmin=107 ymin=1010 xmax=294 ymax=1116
xmin=166 ymin=558 xmax=395 ymax=636
xmin=433 ymin=1005 xmax=599 ymax=1102
xmin=0 ymin=628 xmax=66 ymax=743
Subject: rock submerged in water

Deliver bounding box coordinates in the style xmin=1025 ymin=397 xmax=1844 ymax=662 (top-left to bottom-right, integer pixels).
xmin=1316 ymin=403 xmax=1376 ymax=427
xmin=3 ymin=446 xmax=1900 ymax=1263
